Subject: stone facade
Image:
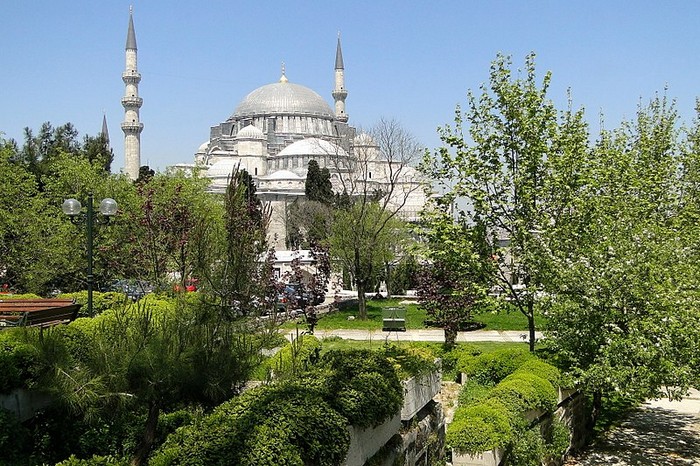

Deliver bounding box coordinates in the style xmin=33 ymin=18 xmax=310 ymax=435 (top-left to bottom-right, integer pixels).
xmin=181 ymin=38 xmax=426 ymax=249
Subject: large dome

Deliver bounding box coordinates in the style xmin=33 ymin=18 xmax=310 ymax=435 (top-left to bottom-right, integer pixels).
xmin=232 ymin=81 xmax=334 ymax=118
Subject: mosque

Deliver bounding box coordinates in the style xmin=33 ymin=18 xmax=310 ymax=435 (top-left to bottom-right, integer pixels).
xmin=121 ymin=10 xmax=426 ymax=249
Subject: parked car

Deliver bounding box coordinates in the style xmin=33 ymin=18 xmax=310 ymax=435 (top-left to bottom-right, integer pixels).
xmin=108 ymin=279 xmax=154 ymax=301
xmin=277 ymin=283 xmax=324 ymax=310
xmin=174 ymin=278 xmax=198 ymax=292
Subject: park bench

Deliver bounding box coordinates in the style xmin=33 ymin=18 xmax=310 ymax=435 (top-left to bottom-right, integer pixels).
xmin=382 ymin=306 xmax=406 ymax=331
xmin=0 ymin=299 xmax=81 ymax=328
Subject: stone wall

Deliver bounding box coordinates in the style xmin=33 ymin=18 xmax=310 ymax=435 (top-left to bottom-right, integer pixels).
xmin=0 ymin=388 xmax=52 ymax=422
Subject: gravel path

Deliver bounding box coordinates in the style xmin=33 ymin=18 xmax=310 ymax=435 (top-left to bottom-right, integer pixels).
xmin=566 ymin=389 xmax=700 ymax=465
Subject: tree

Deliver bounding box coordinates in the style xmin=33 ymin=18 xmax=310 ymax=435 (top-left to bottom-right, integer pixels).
xmin=544 ymin=94 xmax=700 ymax=425
xmin=328 ymin=118 xmax=423 ymax=318
xmin=195 ymin=167 xmax=273 ymax=317
xmin=305 ymin=159 xmax=333 ymax=204
xmin=330 ymin=202 xmax=405 ymax=318
xmin=420 ymin=53 xmax=589 ymax=351
xmin=120 ymin=171 xmax=218 ymax=290
xmin=416 ymin=205 xmax=487 ymax=346
xmin=37 ymin=297 xmax=268 ymax=465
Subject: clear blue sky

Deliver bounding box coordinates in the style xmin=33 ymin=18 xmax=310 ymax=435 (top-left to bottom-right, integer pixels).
xmin=2 ymin=1 xmax=699 ymax=172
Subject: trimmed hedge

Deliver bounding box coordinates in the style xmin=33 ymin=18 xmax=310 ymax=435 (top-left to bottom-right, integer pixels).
xmin=448 ymin=355 xmax=566 ymax=457
xmin=448 ymin=400 xmax=513 ymax=453
xmin=457 ymin=347 xmax=533 ymax=385
xmin=150 ymin=382 xmax=350 ymax=466
xmin=257 ymin=334 xmax=321 ymax=380
xmin=152 ymin=348 xmax=409 ymax=465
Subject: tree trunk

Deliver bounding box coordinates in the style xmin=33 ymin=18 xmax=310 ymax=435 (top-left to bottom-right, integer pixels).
xmin=527 ymin=304 xmax=536 ymax=353
xmin=589 ymin=390 xmax=603 ymax=432
xmin=384 ymin=262 xmax=392 ymax=299
xmin=444 ymin=323 xmax=458 ymax=349
xmin=131 ymin=402 xmax=160 ymax=466
xmin=357 ymin=282 xmax=367 ymax=319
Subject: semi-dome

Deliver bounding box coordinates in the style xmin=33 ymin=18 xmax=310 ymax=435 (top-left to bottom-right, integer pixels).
xmin=207 ymin=158 xmax=238 ymax=177
xmin=277 ymin=138 xmax=348 ymax=157
xmin=237 ymin=124 xmax=264 ymax=139
xmin=232 ymin=80 xmax=334 ymax=118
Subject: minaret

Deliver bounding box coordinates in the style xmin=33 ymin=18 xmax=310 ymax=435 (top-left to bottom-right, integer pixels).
xmin=101 ymin=113 xmax=110 ymax=150
xmin=121 ymin=6 xmax=143 ymax=180
xmin=332 ymin=34 xmax=348 ymax=122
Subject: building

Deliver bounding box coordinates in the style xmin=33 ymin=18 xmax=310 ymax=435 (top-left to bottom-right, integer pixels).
xmin=121 ymin=7 xmax=143 ymax=181
xmin=188 ymin=37 xmax=427 ymax=249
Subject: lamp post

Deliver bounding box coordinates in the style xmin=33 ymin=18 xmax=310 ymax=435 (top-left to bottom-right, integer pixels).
xmin=62 ymin=193 xmax=117 ymax=315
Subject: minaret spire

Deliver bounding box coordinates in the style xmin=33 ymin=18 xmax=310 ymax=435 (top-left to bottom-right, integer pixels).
xmin=332 ymin=33 xmax=348 ymax=122
xmin=101 ymin=113 xmax=110 ymax=150
xmin=121 ymin=6 xmax=143 ymax=180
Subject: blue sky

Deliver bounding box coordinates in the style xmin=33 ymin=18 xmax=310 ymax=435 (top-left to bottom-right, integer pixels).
xmin=2 ymin=1 xmax=700 ymax=172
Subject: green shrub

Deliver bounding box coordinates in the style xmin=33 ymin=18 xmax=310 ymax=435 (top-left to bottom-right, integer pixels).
xmin=490 ymin=372 xmax=558 ymax=414
xmin=378 ymin=343 xmax=438 ymax=380
xmin=151 ymin=382 xmax=349 ymax=466
xmin=55 ymin=454 xmax=128 ymax=465
xmin=447 ymin=402 xmax=513 ymax=454
xmin=513 ymin=359 xmax=562 ymax=388
xmin=0 ymin=337 xmax=43 ymax=392
xmin=318 ymin=349 xmax=403 ymax=428
xmin=257 ymin=334 xmax=321 ymax=381
xmin=458 ymin=348 xmax=533 ymax=385
xmin=0 ymin=407 xmax=29 ymax=463
xmin=457 ymin=378 xmax=492 ymax=407
xmin=59 ymin=291 xmax=128 ymax=317
xmin=508 ymin=428 xmax=545 ymax=466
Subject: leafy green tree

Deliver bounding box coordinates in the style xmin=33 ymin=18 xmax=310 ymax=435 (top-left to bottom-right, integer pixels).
xmin=330 ymin=202 xmax=404 ymax=318
xmin=416 ymin=207 xmax=486 ymax=346
xmin=420 ymin=53 xmax=589 ymax=350
xmin=195 ymin=167 xmax=273 ymax=317
xmin=305 ymin=159 xmax=333 ymax=204
xmin=118 ymin=171 xmax=220 ymax=290
xmin=544 ymin=94 xmax=700 ymax=424
xmin=38 ymin=297 xmax=267 ymax=465
xmin=328 ymin=118 xmax=422 ymax=318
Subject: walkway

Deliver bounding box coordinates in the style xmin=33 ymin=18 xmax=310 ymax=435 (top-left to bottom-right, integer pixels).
xmin=285 ymin=328 xmax=542 ymax=343
xmin=566 ymin=389 xmax=700 ymax=465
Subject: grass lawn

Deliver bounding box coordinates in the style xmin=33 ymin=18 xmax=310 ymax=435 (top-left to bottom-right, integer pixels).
xmin=281 ymin=297 xmax=545 ymax=332
xmin=280 ymin=298 xmax=427 ymax=331
xmin=317 ymin=337 xmax=524 ymax=355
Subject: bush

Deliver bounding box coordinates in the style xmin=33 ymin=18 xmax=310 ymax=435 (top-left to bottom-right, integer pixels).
xmin=458 ymin=348 xmax=533 ymax=385
xmin=513 ymin=359 xmax=562 ymax=388
xmin=448 ymin=402 xmax=513 ymax=454
xmin=490 ymin=372 xmax=558 ymax=414
xmin=151 ymin=382 xmax=350 ymax=466
xmin=55 ymin=454 xmax=128 ymax=465
xmin=0 ymin=407 xmax=29 ymax=463
xmin=257 ymin=334 xmax=321 ymax=381
xmin=457 ymin=379 xmax=492 ymax=407
xmin=378 ymin=343 xmax=438 ymax=380
xmin=59 ymin=291 xmax=128 ymax=317
xmin=317 ymin=349 xmax=403 ymax=428
xmin=0 ymin=335 xmax=43 ymax=392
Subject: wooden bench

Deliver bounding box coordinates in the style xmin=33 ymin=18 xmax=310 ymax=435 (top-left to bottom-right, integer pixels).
xmin=0 ymin=299 xmax=81 ymax=328
xmin=382 ymin=306 xmax=406 ymax=332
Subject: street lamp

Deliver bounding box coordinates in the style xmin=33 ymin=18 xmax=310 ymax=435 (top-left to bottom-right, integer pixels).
xmin=62 ymin=193 xmax=118 ymax=315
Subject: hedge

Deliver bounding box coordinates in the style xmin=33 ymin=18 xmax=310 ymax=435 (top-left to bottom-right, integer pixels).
xmin=151 ymin=348 xmax=409 ymax=464
xmin=447 ymin=400 xmax=513 ymax=453
xmin=150 ymin=382 xmax=350 ymax=466
xmin=457 ymin=347 xmax=534 ymax=385
xmin=448 ymin=355 xmax=566 ymax=459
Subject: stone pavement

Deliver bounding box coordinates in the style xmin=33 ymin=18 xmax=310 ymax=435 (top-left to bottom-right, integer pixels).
xmin=286 ymin=328 xmax=543 ymax=343
xmin=566 ymin=389 xmax=700 ymax=465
